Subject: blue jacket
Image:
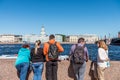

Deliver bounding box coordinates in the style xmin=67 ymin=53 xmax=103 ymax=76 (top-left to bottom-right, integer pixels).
xmin=15 ymin=48 xmax=30 ymax=66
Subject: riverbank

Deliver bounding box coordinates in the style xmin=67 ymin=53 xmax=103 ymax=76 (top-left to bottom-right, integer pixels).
xmin=0 ymin=59 xmax=120 ymax=80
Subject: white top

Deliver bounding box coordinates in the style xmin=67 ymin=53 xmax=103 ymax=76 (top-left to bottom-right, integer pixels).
xmin=97 ymin=48 xmax=109 ymax=67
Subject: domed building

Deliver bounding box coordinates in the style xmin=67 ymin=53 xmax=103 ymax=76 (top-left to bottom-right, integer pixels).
xmin=22 ymin=25 xmax=63 ymax=43
xmin=39 ymin=25 xmax=49 ymax=43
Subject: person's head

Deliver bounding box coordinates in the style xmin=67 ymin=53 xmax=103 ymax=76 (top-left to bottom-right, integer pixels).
xmin=34 ymin=40 xmax=41 ymax=54
xmin=78 ymin=37 xmax=85 ymax=44
xmin=95 ymin=41 xmax=100 ymax=47
xmin=49 ymin=34 xmax=55 ymax=40
xmin=22 ymin=44 xmax=30 ymax=49
xmin=98 ymin=40 xmax=108 ymax=50
xmin=35 ymin=40 xmax=41 ymax=47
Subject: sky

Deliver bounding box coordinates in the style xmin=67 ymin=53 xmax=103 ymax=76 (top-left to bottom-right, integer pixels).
xmin=0 ymin=0 xmax=120 ymax=38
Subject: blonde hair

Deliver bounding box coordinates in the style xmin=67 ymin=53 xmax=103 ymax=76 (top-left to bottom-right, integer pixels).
xmin=34 ymin=40 xmax=41 ymax=54
xmin=98 ymin=40 xmax=108 ymax=50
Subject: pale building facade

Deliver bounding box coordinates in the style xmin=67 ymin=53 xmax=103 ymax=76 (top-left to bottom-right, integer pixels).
xmin=69 ymin=35 xmax=78 ymax=43
xmin=55 ymin=34 xmax=63 ymax=42
xmin=22 ymin=26 xmax=49 ymax=43
xmin=69 ymin=34 xmax=98 ymax=43
xmin=22 ymin=34 xmax=41 ymax=43
xmin=22 ymin=26 xmax=63 ymax=43
xmin=0 ymin=34 xmax=22 ymax=43
xmin=39 ymin=26 xmax=49 ymax=43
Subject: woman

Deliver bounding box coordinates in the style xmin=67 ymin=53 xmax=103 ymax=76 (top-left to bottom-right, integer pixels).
xmin=15 ymin=44 xmax=31 ymax=80
xmin=30 ymin=40 xmax=45 ymax=80
xmin=97 ymin=40 xmax=110 ymax=80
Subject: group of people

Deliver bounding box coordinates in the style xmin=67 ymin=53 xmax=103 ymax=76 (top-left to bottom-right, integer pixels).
xmin=15 ymin=34 xmax=64 ymax=80
xmin=15 ymin=34 xmax=110 ymax=80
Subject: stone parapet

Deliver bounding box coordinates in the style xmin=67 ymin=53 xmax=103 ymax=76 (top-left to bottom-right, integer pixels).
xmin=0 ymin=59 xmax=119 ymax=80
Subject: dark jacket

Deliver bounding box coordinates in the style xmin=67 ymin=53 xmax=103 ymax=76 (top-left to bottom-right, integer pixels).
xmin=30 ymin=48 xmax=45 ymax=63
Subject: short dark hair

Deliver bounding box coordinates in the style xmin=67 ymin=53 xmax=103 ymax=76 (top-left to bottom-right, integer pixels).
xmin=49 ymin=34 xmax=55 ymax=40
xmin=22 ymin=44 xmax=30 ymax=48
xmin=78 ymin=37 xmax=85 ymax=43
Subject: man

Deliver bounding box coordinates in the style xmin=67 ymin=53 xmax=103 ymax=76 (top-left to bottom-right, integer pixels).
xmin=69 ymin=38 xmax=89 ymax=80
xmin=43 ymin=34 xmax=64 ymax=80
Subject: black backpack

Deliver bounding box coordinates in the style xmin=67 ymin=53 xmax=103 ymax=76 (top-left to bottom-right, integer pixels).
xmin=73 ymin=44 xmax=85 ymax=64
xmin=48 ymin=42 xmax=59 ymax=60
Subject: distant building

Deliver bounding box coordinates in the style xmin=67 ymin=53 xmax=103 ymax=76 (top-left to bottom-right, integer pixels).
xmin=69 ymin=34 xmax=98 ymax=43
xmin=40 ymin=26 xmax=46 ymax=37
xmin=22 ymin=26 xmax=63 ymax=43
xmin=55 ymin=34 xmax=63 ymax=42
xmin=22 ymin=34 xmax=41 ymax=43
xmin=39 ymin=26 xmax=49 ymax=43
xmin=79 ymin=34 xmax=99 ymax=43
xmin=65 ymin=36 xmax=70 ymax=42
xmin=22 ymin=26 xmax=49 ymax=43
xmin=69 ymin=35 xmax=78 ymax=43
xmin=0 ymin=34 xmax=22 ymax=43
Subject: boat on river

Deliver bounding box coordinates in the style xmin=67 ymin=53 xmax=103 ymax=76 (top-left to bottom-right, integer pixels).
xmin=110 ymin=38 xmax=120 ymax=45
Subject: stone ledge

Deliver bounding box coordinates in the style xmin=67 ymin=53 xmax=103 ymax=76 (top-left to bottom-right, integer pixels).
xmin=0 ymin=59 xmax=120 ymax=80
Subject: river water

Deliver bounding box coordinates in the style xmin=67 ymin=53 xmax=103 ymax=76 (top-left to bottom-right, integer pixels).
xmin=0 ymin=44 xmax=120 ymax=61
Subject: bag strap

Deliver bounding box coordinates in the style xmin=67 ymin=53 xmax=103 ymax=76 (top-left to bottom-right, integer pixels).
xmin=75 ymin=44 xmax=85 ymax=50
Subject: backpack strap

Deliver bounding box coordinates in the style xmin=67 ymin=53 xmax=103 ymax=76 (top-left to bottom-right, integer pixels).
xmin=75 ymin=44 xmax=85 ymax=50
xmin=75 ymin=44 xmax=78 ymax=48
xmin=74 ymin=44 xmax=86 ymax=58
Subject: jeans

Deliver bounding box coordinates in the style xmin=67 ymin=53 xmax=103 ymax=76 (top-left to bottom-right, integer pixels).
xmin=32 ymin=62 xmax=44 ymax=80
xmin=16 ymin=62 xmax=29 ymax=80
xmin=73 ymin=62 xmax=86 ymax=80
xmin=46 ymin=61 xmax=58 ymax=80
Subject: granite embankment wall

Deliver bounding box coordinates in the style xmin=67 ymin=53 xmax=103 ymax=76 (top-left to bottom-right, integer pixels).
xmin=0 ymin=59 xmax=120 ymax=80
